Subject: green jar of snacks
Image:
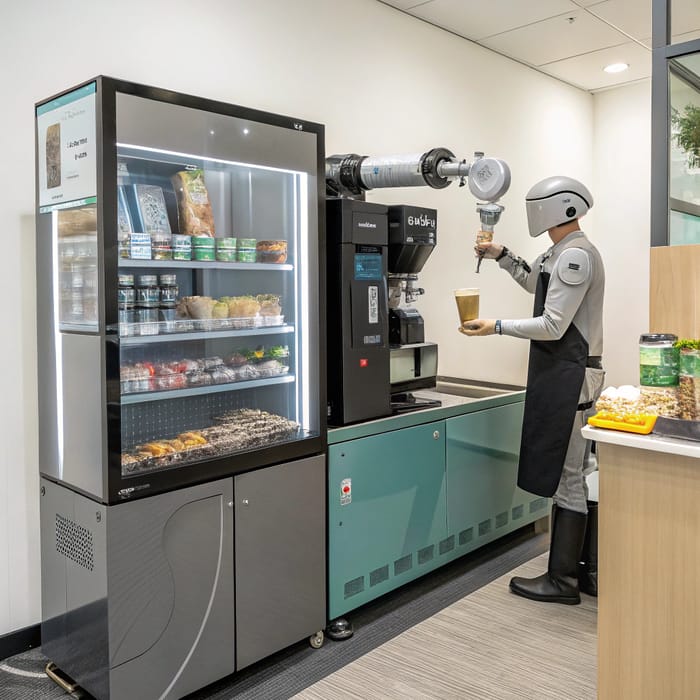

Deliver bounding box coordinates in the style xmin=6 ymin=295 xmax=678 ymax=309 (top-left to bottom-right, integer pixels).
xmin=192 ymin=235 xmax=215 ymax=261
xmin=216 ymin=237 xmax=237 ymax=262
xmin=172 ymin=234 xmax=192 ymax=261
xmin=639 ymin=334 xmax=679 ymax=387
xmin=237 ymin=238 xmax=257 ymax=263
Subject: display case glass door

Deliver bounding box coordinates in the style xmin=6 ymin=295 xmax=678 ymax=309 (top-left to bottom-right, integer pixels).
xmin=110 ymin=91 xmax=322 ymax=488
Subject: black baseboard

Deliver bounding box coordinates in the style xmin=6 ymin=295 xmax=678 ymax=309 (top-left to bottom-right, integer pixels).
xmin=0 ymin=623 xmax=41 ymax=661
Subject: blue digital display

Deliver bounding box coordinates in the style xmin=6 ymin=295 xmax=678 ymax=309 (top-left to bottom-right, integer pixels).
xmin=354 ymin=253 xmax=383 ymax=280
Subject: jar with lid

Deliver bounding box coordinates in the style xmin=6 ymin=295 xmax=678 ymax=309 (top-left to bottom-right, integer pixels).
xmin=136 ymin=275 xmax=160 ymax=308
xmin=639 ymin=334 xmax=679 ymax=387
xmin=159 ymin=274 xmax=179 ymax=332
xmin=118 ymin=274 xmax=135 ymax=310
xmin=158 ymin=274 xmax=179 ymax=308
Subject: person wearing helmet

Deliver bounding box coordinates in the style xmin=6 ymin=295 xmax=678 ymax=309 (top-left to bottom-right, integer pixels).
xmin=460 ymin=175 xmax=605 ymax=605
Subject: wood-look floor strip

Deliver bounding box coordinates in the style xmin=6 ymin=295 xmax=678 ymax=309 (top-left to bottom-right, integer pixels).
xmin=295 ymin=554 xmax=597 ymax=700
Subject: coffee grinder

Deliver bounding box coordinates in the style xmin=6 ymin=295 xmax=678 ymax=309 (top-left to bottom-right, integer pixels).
xmin=386 ymin=205 xmax=441 ymax=413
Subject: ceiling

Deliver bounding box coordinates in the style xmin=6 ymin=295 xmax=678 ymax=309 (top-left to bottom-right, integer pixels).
xmin=378 ymin=0 xmax=700 ymax=92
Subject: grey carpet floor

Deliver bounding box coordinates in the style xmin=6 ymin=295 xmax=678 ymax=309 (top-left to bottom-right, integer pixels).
xmin=295 ymin=553 xmax=597 ymax=700
xmin=0 ymin=526 xmax=548 ymax=700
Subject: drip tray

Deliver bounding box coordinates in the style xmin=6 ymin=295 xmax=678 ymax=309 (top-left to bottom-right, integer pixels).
xmin=391 ymin=393 xmax=442 ymax=415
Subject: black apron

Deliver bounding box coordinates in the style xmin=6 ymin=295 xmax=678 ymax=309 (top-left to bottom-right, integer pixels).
xmin=517 ymin=267 xmax=588 ymax=497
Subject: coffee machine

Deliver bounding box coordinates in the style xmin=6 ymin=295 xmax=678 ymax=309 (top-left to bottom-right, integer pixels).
xmin=386 ymin=206 xmax=441 ymax=413
xmin=325 ymin=148 xmax=511 ymax=425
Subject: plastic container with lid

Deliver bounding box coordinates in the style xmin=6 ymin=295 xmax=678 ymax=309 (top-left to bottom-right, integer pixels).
xmin=639 ymin=333 xmax=679 ymax=387
xmin=118 ymin=274 xmax=135 ymax=310
xmin=136 ymin=275 xmax=160 ymax=308
xmin=192 ymin=236 xmax=215 ymax=261
xmin=216 ymin=237 xmax=237 ymax=262
xmin=237 ymin=238 xmax=257 ymax=263
xmin=158 ymin=274 xmax=179 ymax=308
xmin=151 ymin=233 xmax=172 ymax=260
xmin=171 ymin=234 xmax=192 ymax=261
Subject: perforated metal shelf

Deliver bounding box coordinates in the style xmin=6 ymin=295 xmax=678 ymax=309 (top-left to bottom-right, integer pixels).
xmin=118 ymin=259 xmax=293 ymax=272
xmin=121 ymin=374 xmax=295 ymax=405
xmin=118 ymin=324 xmax=295 ymax=345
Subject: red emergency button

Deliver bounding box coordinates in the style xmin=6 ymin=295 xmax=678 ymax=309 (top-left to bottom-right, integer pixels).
xmin=342 ymin=485 xmax=350 ymax=493
xmin=359 ymin=358 xmax=368 ymax=368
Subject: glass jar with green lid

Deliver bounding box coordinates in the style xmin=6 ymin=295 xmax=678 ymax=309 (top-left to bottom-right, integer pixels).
xmin=639 ymin=334 xmax=679 ymax=387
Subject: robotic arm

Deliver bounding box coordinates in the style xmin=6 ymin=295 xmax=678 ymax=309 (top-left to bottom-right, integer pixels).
xmin=325 ymin=148 xmax=511 ymax=231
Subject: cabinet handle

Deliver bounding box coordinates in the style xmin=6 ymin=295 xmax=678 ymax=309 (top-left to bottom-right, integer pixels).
xmin=227 ymin=501 xmax=233 ymax=508
xmin=242 ymin=499 xmax=250 ymax=506
xmin=433 ymin=431 xmax=440 ymax=440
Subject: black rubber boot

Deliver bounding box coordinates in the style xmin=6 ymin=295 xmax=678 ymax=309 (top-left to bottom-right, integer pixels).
xmin=510 ymin=506 xmax=587 ymax=605
xmin=578 ymin=501 xmax=598 ymax=597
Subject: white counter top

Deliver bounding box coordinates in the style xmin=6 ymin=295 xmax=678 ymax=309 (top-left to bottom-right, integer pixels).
xmin=582 ymin=425 xmax=700 ymax=459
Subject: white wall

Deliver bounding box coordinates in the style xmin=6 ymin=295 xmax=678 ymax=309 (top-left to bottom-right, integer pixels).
xmin=0 ymin=0 xmax=648 ymax=637
xmin=592 ymin=81 xmax=652 ymax=387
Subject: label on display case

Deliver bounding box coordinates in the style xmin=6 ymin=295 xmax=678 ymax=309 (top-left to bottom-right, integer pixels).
xmin=37 ymin=82 xmax=97 ymax=213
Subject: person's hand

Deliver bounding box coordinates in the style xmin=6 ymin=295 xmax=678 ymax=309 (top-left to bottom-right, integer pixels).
xmin=474 ymin=242 xmax=504 ymax=259
xmin=458 ymin=319 xmax=496 ymax=336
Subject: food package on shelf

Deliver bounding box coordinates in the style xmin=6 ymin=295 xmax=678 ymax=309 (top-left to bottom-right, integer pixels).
xmin=171 ymin=169 xmax=216 ymax=237
xmin=595 ymin=384 xmax=679 ymax=418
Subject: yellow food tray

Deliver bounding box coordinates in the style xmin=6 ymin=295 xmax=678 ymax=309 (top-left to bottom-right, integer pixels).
xmin=587 ymin=413 xmax=657 ymax=434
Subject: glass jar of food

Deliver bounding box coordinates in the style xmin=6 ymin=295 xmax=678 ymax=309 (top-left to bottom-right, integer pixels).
xmin=192 ymin=236 xmax=216 ymax=261
xmin=171 ymin=234 xmax=192 ymax=261
xmin=237 ymin=238 xmax=257 ymax=263
xmin=216 ymin=237 xmax=237 ymax=262
xmin=639 ymin=334 xmax=679 ymax=387
xmin=118 ymin=274 xmax=135 ymax=310
xmin=151 ymin=233 xmax=172 ymax=260
xmin=136 ymin=275 xmax=160 ymax=308
xmin=158 ymin=274 xmax=179 ymax=308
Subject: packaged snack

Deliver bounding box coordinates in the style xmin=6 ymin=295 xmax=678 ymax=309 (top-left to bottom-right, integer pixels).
xmin=171 ymin=169 xmax=216 ymax=236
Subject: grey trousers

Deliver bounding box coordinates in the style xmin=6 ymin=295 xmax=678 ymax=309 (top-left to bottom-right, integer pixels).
xmin=554 ymin=367 xmax=606 ymax=514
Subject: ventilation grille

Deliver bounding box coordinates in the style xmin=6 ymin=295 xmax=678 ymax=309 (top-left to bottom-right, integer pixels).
xmin=418 ymin=545 xmax=434 ymax=565
xmin=496 ymin=511 xmax=509 ymax=529
xmin=459 ymin=527 xmax=474 ymax=545
xmin=341 ymin=501 xmax=546 ymax=600
xmin=394 ymin=554 xmax=412 ymax=576
xmin=529 ymin=497 xmax=547 ymax=514
xmin=439 ymin=536 xmax=455 ymax=555
xmin=55 ymin=514 xmax=94 ymax=571
xmin=370 ymin=565 xmax=389 ymax=587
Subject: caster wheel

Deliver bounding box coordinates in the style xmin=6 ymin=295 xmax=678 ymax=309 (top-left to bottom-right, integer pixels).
xmin=309 ymin=630 xmax=324 ymax=649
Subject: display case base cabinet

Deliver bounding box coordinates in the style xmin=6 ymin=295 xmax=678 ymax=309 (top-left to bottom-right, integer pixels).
xmin=40 ymin=454 xmax=325 ymax=700
xmin=328 ymin=403 xmax=547 ymax=619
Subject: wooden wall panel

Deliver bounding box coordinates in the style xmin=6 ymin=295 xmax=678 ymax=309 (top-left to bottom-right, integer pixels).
xmin=649 ymin=245 xmax=700 ymax=337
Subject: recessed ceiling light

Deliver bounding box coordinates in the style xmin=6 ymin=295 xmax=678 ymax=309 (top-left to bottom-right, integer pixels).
xmin=604 ymin=63 xmax=629 ymax=74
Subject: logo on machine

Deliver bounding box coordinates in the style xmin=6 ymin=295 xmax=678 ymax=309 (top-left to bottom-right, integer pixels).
xmin=357 ymin=221 xmax=377 ymax=229
xmin=407 ymin=214 xmax=436 ymax=228
xmin=476 ymin=164 xmax=493 ymax=182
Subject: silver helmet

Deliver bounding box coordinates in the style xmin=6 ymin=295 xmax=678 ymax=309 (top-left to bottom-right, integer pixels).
xmin=525 ymin=176 xmax=593 ymax=237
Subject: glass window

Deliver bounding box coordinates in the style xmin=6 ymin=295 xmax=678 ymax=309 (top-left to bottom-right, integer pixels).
xmin=669 ymin=56 xmax=700 ymax=245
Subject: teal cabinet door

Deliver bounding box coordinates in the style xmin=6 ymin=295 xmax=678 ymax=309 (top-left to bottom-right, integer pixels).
xmin=446 ymin=403 xmax=548 ymax=555
xmin=328 ymin=420 xmax=447 ymax=619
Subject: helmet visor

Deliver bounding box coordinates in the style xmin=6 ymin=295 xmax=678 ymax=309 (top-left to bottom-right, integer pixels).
xmin=525 ymin=198 xmax=549 ymax=237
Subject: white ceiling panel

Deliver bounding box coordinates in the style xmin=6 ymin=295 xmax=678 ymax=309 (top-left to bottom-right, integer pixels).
xmin=541 ymin=41 xmax=652 ymax=90
xmin=671 ymin=28 xmax=700 ymax=44
xmin=408 ymin=0 xmax=583 ymax=41
xmin=479 ymin=8 xmax=629 ymax=67
xmin=671 ymin=0 xmax=700 ymax=36
xmin=584 ymin=0 xmax=651 ymax=42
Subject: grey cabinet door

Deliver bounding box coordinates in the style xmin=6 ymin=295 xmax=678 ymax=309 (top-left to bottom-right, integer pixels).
xmin=108 ymin=478 xmax=235 ymax=700
xmin=235 ymin=454 xmax=326 ymax=669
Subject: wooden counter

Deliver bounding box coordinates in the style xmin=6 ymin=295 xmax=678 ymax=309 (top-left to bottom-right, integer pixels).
xmin=581 ymin=426 xmax=700 ymax=700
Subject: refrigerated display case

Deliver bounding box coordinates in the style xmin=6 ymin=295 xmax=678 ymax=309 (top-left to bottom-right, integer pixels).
xmin=36 ymin=78 xmax=326 ymax=699
xmin=36 ymin=77 xmax=325 ymax=504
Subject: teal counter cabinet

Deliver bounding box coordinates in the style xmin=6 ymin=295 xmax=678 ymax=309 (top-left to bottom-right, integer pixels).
xmin=327 ymin=390 xmax=548 ymax=620
xmin=328 ymin=420 xmax=447 ymax=619
xmin=446 ymin=403 xmax=548 ymax=557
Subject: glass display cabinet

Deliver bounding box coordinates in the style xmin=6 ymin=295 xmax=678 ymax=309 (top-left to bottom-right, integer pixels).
xmin=36 ymin=77 xmax=325 ymax=503
xmin=36 ymin=78 xmax=327 ymax=699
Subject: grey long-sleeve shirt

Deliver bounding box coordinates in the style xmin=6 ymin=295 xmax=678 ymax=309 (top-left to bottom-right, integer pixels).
xmin=498 ymin=230 xmax=605 ymax=355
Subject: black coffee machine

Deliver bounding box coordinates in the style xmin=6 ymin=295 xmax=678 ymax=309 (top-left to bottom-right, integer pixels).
xmin=326 ymin=198 xmax=391 ymax=426
xmin=326 ymin=200 xmax=440 ymax=426
xmin=386 ymin=206 xmax=440 ymax=413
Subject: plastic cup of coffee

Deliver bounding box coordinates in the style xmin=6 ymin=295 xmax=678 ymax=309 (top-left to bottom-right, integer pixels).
xmin=454 ymin=288 xmax=479 ymax=325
